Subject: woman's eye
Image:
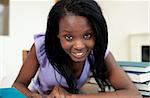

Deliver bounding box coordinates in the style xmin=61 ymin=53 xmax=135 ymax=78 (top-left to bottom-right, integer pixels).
xmin=64 ymin=35 xmax=73 ymax=41
xmin=83 ymin=33 xmax=93 ymax=40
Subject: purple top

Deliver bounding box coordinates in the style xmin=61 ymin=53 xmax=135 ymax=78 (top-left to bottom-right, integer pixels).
xmin=30 ymin=33 xmax=109 ymax=94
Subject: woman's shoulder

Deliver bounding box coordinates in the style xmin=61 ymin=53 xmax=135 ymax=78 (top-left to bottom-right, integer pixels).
xmin=34 ymin=33 xmax=45 ymax=40
xmin=33 ymin=33 xmax=48 ymax=67
xmin=34 ymin=33 xmax=45 ymax=56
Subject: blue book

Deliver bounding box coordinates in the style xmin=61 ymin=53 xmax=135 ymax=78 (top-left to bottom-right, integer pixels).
xmin=0 ymin=88 xmax=26 ymax=98
xmin=117 ymin=61 xmax=150 ymax=72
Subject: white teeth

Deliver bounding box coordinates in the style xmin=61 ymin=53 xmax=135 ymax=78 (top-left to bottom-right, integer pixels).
xmin=76 ymin=53 xmax=83 ymax=56
xmin=72 ymin=52 xmax=84 ymax=57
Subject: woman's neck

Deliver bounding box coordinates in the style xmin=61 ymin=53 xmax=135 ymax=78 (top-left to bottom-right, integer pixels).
xmin=69 ymin=59 xmax=85 ymax=79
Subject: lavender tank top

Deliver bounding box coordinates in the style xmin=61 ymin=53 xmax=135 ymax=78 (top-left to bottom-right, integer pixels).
xmin=30 ymin=33 xmax=109 ymax=94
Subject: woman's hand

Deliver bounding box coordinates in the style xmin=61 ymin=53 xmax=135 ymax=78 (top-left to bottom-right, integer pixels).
xmin=30 ymin=86 xmax=70 ymax=98
xmin=47 ymin=86 xmax=67 ymax=98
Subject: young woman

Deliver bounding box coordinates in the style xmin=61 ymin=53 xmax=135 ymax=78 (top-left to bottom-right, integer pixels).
xmin=12 ymin=0 xmax=142 ymax=98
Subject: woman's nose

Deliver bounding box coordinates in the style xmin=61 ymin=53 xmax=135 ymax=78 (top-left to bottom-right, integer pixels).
xmin=73 ymin=40 xmax=85 ymax=50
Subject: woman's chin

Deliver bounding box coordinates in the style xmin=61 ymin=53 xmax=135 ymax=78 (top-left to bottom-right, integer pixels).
xmin=70 ymin=56 xmax=86 ymax=63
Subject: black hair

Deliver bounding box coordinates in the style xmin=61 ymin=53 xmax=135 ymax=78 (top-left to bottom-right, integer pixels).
xmin=45 ymin=0 xmax=109 ymax=94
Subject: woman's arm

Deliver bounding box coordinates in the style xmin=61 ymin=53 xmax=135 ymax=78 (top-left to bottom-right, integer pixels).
xmin=12 ymin=44 xmax=40 ymax=97
xmin=64 ymin=52 xmax=142 ymax=98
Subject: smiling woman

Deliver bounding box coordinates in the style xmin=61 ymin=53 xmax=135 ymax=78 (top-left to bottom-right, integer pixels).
xmin=0 ymin=0 xmax=9 ymax=36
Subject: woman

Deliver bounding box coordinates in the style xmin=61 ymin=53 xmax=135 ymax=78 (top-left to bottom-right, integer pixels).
xmin=12 ymin=0 xmax=142 ymax=98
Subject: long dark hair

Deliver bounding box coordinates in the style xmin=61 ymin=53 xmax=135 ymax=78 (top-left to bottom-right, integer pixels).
xmin=45 ymin=0 xmax=109 ymax=93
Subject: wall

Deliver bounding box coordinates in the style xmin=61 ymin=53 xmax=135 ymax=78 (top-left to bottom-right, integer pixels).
xmin=0 ymin=0 xmax=149 ymax=87
xmin=97 ymin=0 xmax=149 ymax=60
xmin=129 ymin=33 xmax=150 ymax=61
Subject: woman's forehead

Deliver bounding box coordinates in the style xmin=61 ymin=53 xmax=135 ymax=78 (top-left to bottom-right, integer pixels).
xmin=59 ymin=15 xmax=92 ymax=31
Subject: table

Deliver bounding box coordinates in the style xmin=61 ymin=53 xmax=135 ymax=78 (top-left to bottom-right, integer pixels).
xmin=80 ymin=83 xmax=150 ymax=98
xmin=0 ymin=86 xmax=149 ymax=98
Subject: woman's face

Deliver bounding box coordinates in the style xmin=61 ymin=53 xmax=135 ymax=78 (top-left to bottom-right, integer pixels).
xmin=58 ymin=15 xmax=95 ymax=62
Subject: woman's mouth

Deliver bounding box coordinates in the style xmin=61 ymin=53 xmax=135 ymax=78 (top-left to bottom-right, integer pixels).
xmin=71 ymin=52 xmax=86 ymax=58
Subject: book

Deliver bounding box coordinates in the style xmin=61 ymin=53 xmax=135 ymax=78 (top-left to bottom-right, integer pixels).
xmin=127 ymin=71 xmax=150 ymax=83
xmin=117 ymin=61 xmax=150 ymax=73
xmin=0 ymin=88 xmax=26 ymax=98
xmin=134 ymin=81 xmax=150 ymax=91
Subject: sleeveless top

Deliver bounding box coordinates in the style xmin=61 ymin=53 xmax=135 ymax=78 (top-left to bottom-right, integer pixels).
xmin=30 ymin=33 xmax=109 ymax=95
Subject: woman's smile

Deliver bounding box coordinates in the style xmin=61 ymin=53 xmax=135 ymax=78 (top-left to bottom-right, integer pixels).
xmin=71 ymin=51 xmax=87 ymax=59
